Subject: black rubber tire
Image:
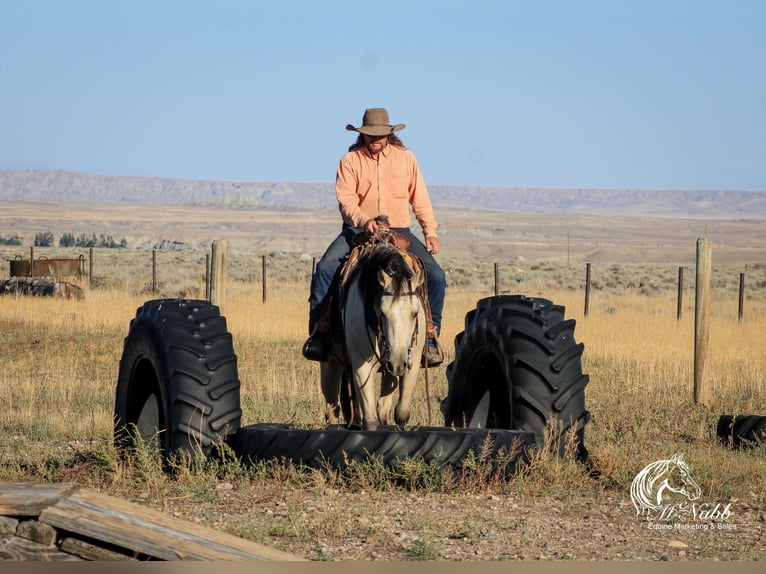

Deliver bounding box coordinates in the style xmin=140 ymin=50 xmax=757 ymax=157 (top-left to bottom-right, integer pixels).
xmin=114 ymin=299 xmax=242 ymax=460
xmin=443 ymin=295 xmax=590 ymax=461
xmin=229 ymin=423 xmax=535 ymax=473
xmin=717 ymin=415 xmax=766 ymax=449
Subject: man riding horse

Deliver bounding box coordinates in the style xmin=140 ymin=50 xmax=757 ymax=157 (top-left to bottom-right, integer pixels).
xmin=303 ymin=107 xmax=445 ymax=367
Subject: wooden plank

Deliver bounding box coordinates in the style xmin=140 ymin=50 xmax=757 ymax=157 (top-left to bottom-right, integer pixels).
xmin=0 ymin=483 xmax=80 ymax=517
xmin=39 ymin=488 xmax=302 ymax=561
xmin=0 ymin=535 xmax=82 ymax=561
xmin=59 ymin=537 xmax=134 ymax=561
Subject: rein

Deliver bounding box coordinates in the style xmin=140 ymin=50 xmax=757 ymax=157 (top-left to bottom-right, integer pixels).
xmin=376 ymin=284 xmax=421 ymax=373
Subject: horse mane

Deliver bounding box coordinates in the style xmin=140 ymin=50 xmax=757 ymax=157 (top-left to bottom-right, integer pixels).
xmin=344 ymin=243 xmax=417 ymax=327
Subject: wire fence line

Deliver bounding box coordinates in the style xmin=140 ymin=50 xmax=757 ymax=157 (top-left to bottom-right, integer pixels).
xmin=2 ymin=243 xmax=761 ymax=323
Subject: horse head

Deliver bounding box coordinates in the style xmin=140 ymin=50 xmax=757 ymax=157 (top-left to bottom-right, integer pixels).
xmin=375 ymin=248 xmax=424 ymax=377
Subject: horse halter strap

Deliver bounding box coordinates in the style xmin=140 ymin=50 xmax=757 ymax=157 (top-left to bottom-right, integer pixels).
xmin=376 ymin=278 xmax=421 ymax=369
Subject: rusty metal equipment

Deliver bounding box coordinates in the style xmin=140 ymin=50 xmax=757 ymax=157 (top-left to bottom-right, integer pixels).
xmin=7 ymin=254 xmax=87 ymax=278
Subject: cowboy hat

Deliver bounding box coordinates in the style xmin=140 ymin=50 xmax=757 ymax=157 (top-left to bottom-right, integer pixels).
xmin=346 ymin=108 xmax=405 ymax=136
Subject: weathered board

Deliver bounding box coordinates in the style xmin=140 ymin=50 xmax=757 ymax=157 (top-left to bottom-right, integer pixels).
xmin=0 ymin=482 xmax=302 ymax=561
xmin=0 ymin=534 xmax=82 ymax=561
xmin=0 ymin=483 xmax=80 ymax=517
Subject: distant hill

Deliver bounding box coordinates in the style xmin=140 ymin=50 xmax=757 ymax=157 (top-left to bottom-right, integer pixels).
xmin=1 ymin=169 xmax=764 ymax=219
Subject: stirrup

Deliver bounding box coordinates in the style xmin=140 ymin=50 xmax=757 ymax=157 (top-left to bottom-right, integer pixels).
xmin=422 ymin=339 xmax=444 ymax=368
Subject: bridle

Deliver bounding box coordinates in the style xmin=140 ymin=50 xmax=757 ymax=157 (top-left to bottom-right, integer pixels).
xmin=375 ymin=282 xmax=422 ymax=374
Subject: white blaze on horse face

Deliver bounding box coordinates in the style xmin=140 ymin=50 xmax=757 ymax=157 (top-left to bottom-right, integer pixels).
xmin=378 ymin=269 xmax=420 ymax=377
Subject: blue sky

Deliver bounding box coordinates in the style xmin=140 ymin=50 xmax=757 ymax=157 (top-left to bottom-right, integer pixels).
xmin=2 ymin=1 xmax=764 ymax=191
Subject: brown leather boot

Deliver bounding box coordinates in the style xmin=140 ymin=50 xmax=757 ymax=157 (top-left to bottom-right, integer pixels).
xmin=421 ymin=328 xmax=444 ymax=368
xmin=420 ymin=292 xmax=444 ymax=367
xmin=422 ymin=338 xmax=444 ymax=367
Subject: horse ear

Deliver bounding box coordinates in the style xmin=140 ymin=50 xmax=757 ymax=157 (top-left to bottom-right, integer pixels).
xmin=378 ymin=268 xmax=393 ymax=289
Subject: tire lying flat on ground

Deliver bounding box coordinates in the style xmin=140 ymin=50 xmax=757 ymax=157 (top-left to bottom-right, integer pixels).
xmin=717 ymin=414 xmax=766 ymax=449
xmin=229 ymin=423 xmax=535 ymax=473
xmin=442 ymin=295 xmax=590 ymax=461
xmin=114 ymin=299 xmax=242 ymax=460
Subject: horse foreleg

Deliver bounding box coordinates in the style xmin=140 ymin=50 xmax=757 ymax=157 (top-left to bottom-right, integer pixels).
xmin=320 ymin=360 xmax=343 ymax=425
xmin=394 ymin=367 xmax=421 ymax=426
xmin=353 ymin=358 xmax=381 ymax=431
xmin=377 ymin=373 xmax=398 ymax=426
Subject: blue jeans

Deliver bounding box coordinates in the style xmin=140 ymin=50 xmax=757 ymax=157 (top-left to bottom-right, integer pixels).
xmin=308 ymin=225 xmax=446 ymax=336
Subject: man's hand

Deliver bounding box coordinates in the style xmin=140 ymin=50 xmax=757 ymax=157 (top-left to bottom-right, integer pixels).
xmin=425 ymin=236 xmax=440 ymax=255
xmin=364 ymin=218 xmax=379 ymax=235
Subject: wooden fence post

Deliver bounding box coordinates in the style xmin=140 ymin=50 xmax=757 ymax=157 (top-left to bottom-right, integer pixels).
xmin=494 ymin=262 xmax=499 ymax=296
xmin=89 ymin=247 xmax=94 ymax=290
xmin=584 ymin=262 xmax=591 ymax=316
xmin=210 ymin=240 xmax=228 ymax=306
xmin=30 ymin=247 xmax=34 ymax=278
xmin=694 ymin=238 xmax=712 ymax=406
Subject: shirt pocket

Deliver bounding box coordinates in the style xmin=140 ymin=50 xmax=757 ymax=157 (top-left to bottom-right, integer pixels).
xmin=390 ymin=168 xmax=410 ymax=199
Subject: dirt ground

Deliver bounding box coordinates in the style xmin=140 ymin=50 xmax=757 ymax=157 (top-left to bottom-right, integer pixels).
xmin=128 ymin=481 xmax=764 ymax=562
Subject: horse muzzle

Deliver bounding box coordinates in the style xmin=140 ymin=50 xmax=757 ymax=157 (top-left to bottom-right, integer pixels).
xmin=384 ymin=347 xmax=412 ymax=376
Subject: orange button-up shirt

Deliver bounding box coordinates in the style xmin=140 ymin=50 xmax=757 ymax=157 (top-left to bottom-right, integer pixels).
xmin=335 ymin=143 xmax=438 ymax=238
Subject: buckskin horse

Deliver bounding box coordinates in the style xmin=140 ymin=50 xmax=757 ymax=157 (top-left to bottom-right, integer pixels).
xmin=320 ymin=233 xmax=427 ymax=431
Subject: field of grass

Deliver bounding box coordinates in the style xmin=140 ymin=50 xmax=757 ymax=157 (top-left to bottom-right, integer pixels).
xmin=0 ymin=248 xmax=765 ymax=559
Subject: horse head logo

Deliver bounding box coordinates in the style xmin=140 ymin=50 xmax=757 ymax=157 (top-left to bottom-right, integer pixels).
xmin=630 ymin=454 xmax=702 ymax=517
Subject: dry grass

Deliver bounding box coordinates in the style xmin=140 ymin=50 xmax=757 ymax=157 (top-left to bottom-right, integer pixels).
xmin=1 ymin=249 xmax=765 ymax=497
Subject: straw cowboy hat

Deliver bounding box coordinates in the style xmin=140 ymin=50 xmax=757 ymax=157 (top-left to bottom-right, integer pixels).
xmin=346 ymin=108 xmax=406 ymax=136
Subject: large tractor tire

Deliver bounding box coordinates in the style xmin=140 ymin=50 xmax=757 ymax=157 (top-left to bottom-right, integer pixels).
xmin=442 ymin=295 xmax=590 ymax=461
xmin=114 ymin=299 xmax=242 ymax=460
